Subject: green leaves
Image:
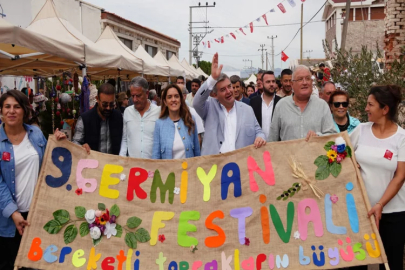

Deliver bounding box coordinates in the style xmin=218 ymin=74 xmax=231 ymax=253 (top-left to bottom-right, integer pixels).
xmin=93 ymin=237 xmax=102 ymax=247
xmin=43 ymin=219 xmax=63 ymax=234
xmin=64 ymin=225 xmax=78 ymax=244
xmin=314 ymin=155 xmax=329 ymax=167
xmin=79 ymin=222 xmax=89 ymax=237
xmin=110 ymin=204 xmax=120 ymax=217
xmin=330 ymin=162 xmax=342 ymax=178
xmin=127 ymin=217 xmax=142 ymax=229
xmin=277 ymin=183 xmax=301 ymax=201
xmin=115 ymin=224 xmax=123 ymax=238
xmin=324 ymin=141 xmax=335 ymax=151
xmin=98 ymin=203 xmax=106 ymax=211
xmin=125 ymin=232 xmax=137 ymax=249
xmin=315 ymin=164 xmax=330 ymax=180
xmin=53 ymin=210 xmax=70 ymax=225
xmin=135 ymin=228 xmax=151 ymax=243
xmin=75 ymin=206 xmax=86 ymax=218
xmin=346 ymin=146 xmax=352 ymax=158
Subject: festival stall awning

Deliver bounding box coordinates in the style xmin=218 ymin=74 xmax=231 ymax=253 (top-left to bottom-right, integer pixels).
xmin=168 ymin=55 xmax=194 ymax=80
xmin=133 ymin=45 xmax=170 ymax=77
xmin=153 ymin=50 xmax=184 ymax=77
xmin=25 ymin=0 xmax=143 ymax=77
xmin=244 ymin=73 xmax=257 ymax=85
xmin=196 ymin=67 xmax=208 ymax=78
xmin=180 ymin=59 xmax=200 ymax=78
xmin=0 ymin=17 xmax=84 ymax=77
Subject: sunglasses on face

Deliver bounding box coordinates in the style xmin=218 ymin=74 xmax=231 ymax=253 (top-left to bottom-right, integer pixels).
xmin=101 ymin=102 xmax=115 ymax=108
xmin=333 ymin=102 xmax=349 ymax=108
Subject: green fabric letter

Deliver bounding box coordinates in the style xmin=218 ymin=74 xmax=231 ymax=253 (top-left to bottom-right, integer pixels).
xmin=177 ymin=211 xmax=200 ymax=247
xmin=270 ymin=202 xmax=295 ymax=243
xmin=150 ymin=170 xmax=175 ymax=204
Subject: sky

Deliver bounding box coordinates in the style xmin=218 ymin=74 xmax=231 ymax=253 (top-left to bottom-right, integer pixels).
xmin=84 ymin=0 xmax=327 ymax=71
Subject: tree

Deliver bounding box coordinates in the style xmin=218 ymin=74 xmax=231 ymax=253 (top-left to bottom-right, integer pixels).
xmin=323 ymin=40 xmax=405 ymax=123
xmin=198 ymin=61 xmax=211 ymax=76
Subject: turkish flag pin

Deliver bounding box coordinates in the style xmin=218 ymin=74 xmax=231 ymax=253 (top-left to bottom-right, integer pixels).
xmin=2 ymin=152 xmax=10 ymax=162
xmin=384 ymin=150 xmax=393 ymax=161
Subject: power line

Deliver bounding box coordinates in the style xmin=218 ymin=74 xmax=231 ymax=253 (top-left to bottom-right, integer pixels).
xmin=275 ymin=0 xmax=328 ymax=56
xmin=195 ymin=19 xmax=327 ymax=29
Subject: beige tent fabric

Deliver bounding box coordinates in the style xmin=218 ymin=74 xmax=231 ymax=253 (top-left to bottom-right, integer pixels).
xmin=169 ymin=55 xmax=194 ymax=80
xmin=16 ymin=133 xmax=387 ymax=269
xmin=0 ymin=18 xmax=84 ymax=77
xmin=154 ymin=50 xmax=184 ymax=77
xmin=197 ymin=67 xmax=208 ymax=78
xmin=26 ymin=0 xmax=143 ymax=76
xmin=244 ymin=73 xmax=257 ymax=85
xmin=181 ymin=58 xmax=200 ymax=78
xmin=133 ymin=45 xmax=170 ymax=77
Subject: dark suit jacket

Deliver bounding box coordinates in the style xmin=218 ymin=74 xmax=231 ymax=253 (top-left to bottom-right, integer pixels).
xmin=249 ymin=91 xmax=261 ymax=99
xmin=249 ymin=95 xmax=281 ymax=127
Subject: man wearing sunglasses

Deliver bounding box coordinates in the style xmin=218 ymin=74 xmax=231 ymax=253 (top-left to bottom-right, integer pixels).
xmin=73 ymin=83 xmax=123 ymax=155
xmin=328 ymin=90 xmax=360 ymax=134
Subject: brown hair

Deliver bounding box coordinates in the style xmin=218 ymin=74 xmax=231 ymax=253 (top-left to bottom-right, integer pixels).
xmin=0 ymin=90 xmax=31 ymax=124
xmin=117 ymin=92 xmax=128 ymax=107
xmin=328 ymin=90 xmax=350 ymax=105
xmin=369 ymin=85 xmax=403 ymax=122
xmin=160 ymin=84 xmax=195 ymax=135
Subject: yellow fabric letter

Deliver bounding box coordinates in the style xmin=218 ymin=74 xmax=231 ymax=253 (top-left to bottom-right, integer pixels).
xmin=99 ymin=164 xmax=123 ymax=199
xmin=72 ymin=249 xmax=86 ymax=268
xmin=86 ymin=247 xmax=101 ymax=270
xmin=196 ymin=165 xmax=217 ymax=201
xmin=150 ymin=211 xmax=175 ymax=245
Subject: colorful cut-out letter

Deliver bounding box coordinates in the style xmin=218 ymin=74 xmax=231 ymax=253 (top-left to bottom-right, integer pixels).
xmin=197 ymin=165 xmax=217 ymax=202
xmin=99 ymin=164 xmax=123 ymax=199
xmin=247 ymin=151 xmax=275 ymax=192
xmin=230 ymin=207 xmax=253 ymax=245
xmin=178 ymin=211 xmax=200 ymax=247
xmin=76 ymin=159 xmax=98 ymax=193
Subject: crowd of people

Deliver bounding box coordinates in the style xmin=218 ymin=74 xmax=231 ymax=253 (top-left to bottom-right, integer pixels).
xmin=0 ymin=52 xmax=404 ymax=270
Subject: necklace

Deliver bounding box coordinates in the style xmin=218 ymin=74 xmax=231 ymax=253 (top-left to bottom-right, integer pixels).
xmin=8 ymin=130 xmax=25 ymax=143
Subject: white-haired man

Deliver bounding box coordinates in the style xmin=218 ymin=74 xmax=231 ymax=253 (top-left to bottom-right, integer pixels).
xmin=269 ymin=65 xmax=336 ymax=142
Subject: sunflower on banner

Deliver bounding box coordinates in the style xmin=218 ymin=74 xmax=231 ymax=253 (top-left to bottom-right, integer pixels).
xmin=203 ymin=0 xmax=303 ymax=48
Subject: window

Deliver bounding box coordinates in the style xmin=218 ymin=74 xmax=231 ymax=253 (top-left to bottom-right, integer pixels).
xmin=119 ymin=37 xmax=133 ymax=50
xmin=145 ymin=45 xmax=158 ymax=57
xmin=166 ymin=51 xmax=176 ymax=60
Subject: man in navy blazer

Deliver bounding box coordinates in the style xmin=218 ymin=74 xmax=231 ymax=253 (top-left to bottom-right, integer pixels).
xmin=193 ymin=53 xmax=266 ymax=156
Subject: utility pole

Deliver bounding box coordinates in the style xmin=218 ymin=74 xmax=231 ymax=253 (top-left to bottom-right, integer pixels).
xmin=341 ymin=0 xmax=351 ymax=51
xmin=267 ymin=35 xmax=277 ymax=71
xmin=258 ymin=44 xmax=266 ymax=70
xmin=266 ymin=52 xmax=268 ymax=70
xmin=243 ymin=59 xmax=253 ymax=75
xmin=300 ymin=3 xmax=303 ymax=61
xmin=0 ymin=4 xmax=6 ymax=18
xmin=189 ymin=2 xmax=215 ymax=65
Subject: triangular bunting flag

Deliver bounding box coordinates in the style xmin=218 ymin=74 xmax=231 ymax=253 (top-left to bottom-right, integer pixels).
xmin=287 ymin=0 xmax=296 ymax=7
xmin=281 ymin=51 xmax=289 ymax=62
xmin=239 ymin=28 xmax=246 ymax=35
xmin=230 ymin=33 xmax=236 ymax=39
xmin=208 ymin=41 xmax=211 ymax=48
xmin=301 ymin=0 xmax=306 ymax=2
xmin=256 ymin=17 xmax=261 ymax=22
xmin=277 ymin=3 xmax=286 ymax=13
xmin=214 ymin=39 xmax=220 ymax=43
xmin=249 ymin=22 xmax=254 ymax=33
xmin=262 ymin=14 xmax=269 ymax=25
xmin=221 ymin=36 xmax=224 ymax=43
xmin=202 ymin=41 xmax=206 ymax=48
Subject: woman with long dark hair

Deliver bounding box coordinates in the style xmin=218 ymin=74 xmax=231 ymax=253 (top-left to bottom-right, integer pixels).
xmin=152 ymin=84 xmax=200 ymax=159
xmin=0 ymin=90 xmax=66 ymax=269
xmin=350 ymin=85 xmax=405 ymax=270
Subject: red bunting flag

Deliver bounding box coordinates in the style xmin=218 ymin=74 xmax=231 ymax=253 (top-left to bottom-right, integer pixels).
xmin=281 ymin=51 xmax=289 ymax=62
xmin=277 ymin=3 xmax=286 ymax=13
xmin=239 ymin=28 xmax=246 ymax=35
xmin=214 ymin=39 xmax=220 ymax=43
xmin=262 ymin=14 xmax=268 ymax=25
xmin=221 ymin=36 xmax=224 ymax=43
xmin=208 ymin=41 xmax=211 ymax=48
xmin=301 ymin=0 xmax=306 ymax=2
xmin=230 ymin=33 xmax=236 ymax=39
xmin=249 ymin=22 xmax=254 ymax=33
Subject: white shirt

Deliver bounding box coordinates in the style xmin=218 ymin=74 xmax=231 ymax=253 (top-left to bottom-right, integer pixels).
xmin=350 ymin=123 xmax=405 ymax=213
xmin=172 ymin=122 xmax=186 ymax=159
xmin=189 ymin=106 xmax=205 ymax=134
xmin=261 ymin=94 xmax=274 ymax=140
xmin=119 ymin=102 xmax=161 ymax=158
xmin=219 ymin=103 xmax=237 ymax=153
xmin=186 ymin=93 xmax=195 ymax=108
xmin=14 ymin=133 xmax=39 ymax=212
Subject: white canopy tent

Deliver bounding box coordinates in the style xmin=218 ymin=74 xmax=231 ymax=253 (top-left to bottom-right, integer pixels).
xmin=25 ymin=0 xmax=143 ymax=77
xmin=169 ymin=55 xmax=194 ymax=80
xmin=244 ymin=73 xmax=257 ymax=85
xmin=153 ymin=50 xmax=184 ymax=78
xmin=196 ymin=67 xmax=208 ymax=78
xmin=181 ymin=59 xmax=200 ymax=78
xmin=133 ymin=45 xmax=169 ymax=77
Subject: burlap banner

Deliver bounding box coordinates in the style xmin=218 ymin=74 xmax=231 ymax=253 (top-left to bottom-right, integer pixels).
xmin=15 ymin=132 xmax=387 ymax=269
